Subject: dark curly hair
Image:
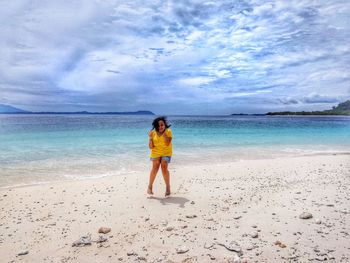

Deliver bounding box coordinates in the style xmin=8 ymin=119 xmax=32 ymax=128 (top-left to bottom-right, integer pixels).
xmin=152 ymin=116 xmax=171 ymax=132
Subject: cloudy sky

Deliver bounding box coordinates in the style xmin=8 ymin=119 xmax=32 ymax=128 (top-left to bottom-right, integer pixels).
xmin=1 ymin=0 xmax=349 ymax=114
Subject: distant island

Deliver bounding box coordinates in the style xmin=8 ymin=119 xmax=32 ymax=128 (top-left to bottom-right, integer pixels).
xmin=0 ymin=104 xmax=29 ymax=113
xmin=230 ymin=113 xmax=265 ymax=116
xmin=0 ymin=104 xmax=155 ymax=115
xmin=266 ymin=100 xmax=350 ymax=116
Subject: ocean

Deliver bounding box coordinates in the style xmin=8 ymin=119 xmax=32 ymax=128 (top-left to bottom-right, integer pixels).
xmin=0 ymin=114 xmax=349 ymax=187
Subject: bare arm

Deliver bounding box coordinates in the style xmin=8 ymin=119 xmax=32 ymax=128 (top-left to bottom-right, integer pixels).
xmin=148 ymin=130 xmax=154 ymax=149
xmin=163 ymin=132 xmax=172 ymax=146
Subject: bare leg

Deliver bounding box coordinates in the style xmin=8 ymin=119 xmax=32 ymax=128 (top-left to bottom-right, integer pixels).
xmin=161 ymin=159 xmax=171 ymax=196
xmin=148 ymin=158 xmax=161 ymax=194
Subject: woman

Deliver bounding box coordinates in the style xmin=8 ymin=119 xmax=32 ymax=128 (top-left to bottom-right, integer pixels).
xmin=147 ymin=116 xmax=173 ymax=197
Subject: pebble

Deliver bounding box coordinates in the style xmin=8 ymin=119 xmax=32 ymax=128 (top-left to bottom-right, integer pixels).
xmin=274 ymin=240 xmax=287 ymax=248
xmin=250 ymin=232 xmax=258 ymax=238
xmin=18 ymin=250 xmax=29 ymax=256
xmin=165 ymin=226 xmax=174 ymax=231
xmin=299 ymin=212 xmax=313 ymax=219
xmin=315 ymin=219 xmax=322 ymax=224
xmin=98 ymin=227 xmax=111 ymax=234
xmin=186 ymin=214 xmax=197 ymax=219
xmin=245 ymin=244 xmax=255 ymax=250
xmin=176 ymin=245 xmax=189 ymax=254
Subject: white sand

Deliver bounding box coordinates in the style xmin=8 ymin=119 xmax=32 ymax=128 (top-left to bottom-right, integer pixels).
xmin=1 ymin=153 xmax=350 ymax=263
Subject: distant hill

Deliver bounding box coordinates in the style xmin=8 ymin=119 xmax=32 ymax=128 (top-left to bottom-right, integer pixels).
xmin=30 ymin=110 xmax=155 ymax=115
xmin=0 ymin=104 xmax=30 ymax=113
xmin=266 ymin=100 xmax=350 ymax=116
xmin=0 ymin=104 xmax=155 ymax=115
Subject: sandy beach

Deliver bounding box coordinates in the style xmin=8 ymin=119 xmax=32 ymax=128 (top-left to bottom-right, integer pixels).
xmin=1 ymin=153 xmax=350 ymax=263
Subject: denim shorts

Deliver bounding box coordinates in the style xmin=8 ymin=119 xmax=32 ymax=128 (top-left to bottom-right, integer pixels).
xmin=150 ymin=156 xmax=171 ymax=163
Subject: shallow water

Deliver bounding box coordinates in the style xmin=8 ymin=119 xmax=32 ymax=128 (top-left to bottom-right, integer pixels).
xmin=0 ymin=114 xmax=349 ymax=187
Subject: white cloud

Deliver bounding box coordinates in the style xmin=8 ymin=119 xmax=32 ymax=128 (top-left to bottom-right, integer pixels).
xmin=177 ymin=76 xmax=214 ymax=86
xmin=0 ymin=0 xmax=349 ymax=114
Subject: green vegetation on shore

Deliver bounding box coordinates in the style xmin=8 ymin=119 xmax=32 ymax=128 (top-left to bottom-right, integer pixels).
xmin=266 ymin=100 xmax=350 ymax=116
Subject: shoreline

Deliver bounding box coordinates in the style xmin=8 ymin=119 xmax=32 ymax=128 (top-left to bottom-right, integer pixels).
xmin=1 ymin=153 xmax=350 ymax=262
xmin=1 ymin=149 xmax=350 ymax=190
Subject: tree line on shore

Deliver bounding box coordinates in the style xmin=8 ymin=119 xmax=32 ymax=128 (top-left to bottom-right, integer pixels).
xmin=266 ymin=100 xmax=350 ymax=116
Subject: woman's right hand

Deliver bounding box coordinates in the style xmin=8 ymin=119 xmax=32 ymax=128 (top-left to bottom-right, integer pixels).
xmin=148 ymin=130 xmax=154 ymax=139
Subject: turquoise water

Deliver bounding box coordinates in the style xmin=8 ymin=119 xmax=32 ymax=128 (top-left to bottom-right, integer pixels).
xmin=0 ymin=114 xmax=349 ymax=187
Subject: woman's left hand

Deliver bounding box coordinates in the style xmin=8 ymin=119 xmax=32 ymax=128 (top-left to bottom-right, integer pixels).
xmin=163 ymin=130 xmax=171 ymax=144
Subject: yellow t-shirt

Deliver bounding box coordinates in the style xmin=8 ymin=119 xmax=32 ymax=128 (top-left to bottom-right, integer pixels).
xmin=150 ymin=129 xmax=173 ymax=158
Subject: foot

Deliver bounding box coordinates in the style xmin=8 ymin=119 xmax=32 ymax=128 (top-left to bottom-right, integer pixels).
xmin=165 ymin=188 xmax=171 ymax=197
xmin=147 ymin=186 xmax=153 ymax=195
